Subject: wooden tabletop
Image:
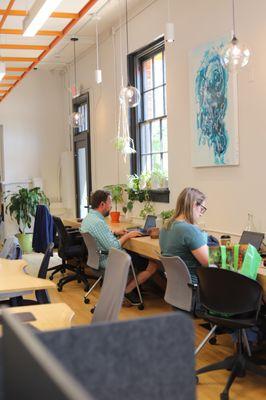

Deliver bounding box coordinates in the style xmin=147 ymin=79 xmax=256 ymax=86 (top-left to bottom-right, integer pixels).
xmin=0 ymin=303 xmax=74 ymax=334
xmin=0 ymin=258 xmax=56 ymax=294
xmin=63 ymin=218 xmax=266 ymax=293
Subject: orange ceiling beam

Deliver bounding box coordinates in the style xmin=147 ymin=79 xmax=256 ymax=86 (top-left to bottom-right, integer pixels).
xmin=0 ymin=28 xmax=61 ymax=36
xmin=0 ymin=0 xmax=100 ymax=102
xmin=0 ymin=0 xmax=16 ymax=29
xmin=6 ymin=67 xmax=27 ymax=72
xmin=3 ymin=75 xmax=21 ymax=80
xmin=0 ymin=57 xmax=37 ymax=62
xmin=0 ymin=44 xmax=48 ymax=50
xmin=0 ymin=9 xmax=78 ymax=19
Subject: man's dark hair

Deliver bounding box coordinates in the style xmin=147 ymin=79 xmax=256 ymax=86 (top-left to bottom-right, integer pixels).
xmin=90 ymin=190 xmax=110 ymax=209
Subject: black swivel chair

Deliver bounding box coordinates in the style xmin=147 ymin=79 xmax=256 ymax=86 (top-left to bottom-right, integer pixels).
xmin=53 ymin=216 xmax=90 ymax=292
xmin=10 ymin=242 xmax=54 ymax=307
xmin=196 ymin=267 xmax=266 ymax=400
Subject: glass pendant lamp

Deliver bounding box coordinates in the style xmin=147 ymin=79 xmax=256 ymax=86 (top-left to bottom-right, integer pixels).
xmin=70 ymin=37 xmax=83 ymax=128
xmin=221 ymin=0 xmax=250 ymax=72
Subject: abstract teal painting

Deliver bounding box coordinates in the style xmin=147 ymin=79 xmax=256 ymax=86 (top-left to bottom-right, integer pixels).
xmin=190 ymin=38 xmax=239 ymax=167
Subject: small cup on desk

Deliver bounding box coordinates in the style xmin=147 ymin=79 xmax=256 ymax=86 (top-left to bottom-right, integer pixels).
xmin=220 ymin=235 xmax=231 ymax=246
xmin=149 ymin=227 xmax=160 ymax=239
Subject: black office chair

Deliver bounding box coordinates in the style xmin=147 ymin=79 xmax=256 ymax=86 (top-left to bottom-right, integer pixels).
xmin=10 ymin=242 xmax=54 ymax=307
xmin=53 ymin=216 xmax=90 ymax=292
xmin=196 ymin=267 xmax=266 ymax=400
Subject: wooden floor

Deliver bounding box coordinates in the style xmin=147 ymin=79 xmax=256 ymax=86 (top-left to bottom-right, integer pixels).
xmin=27 ymin=270 xmax=266 ymax=400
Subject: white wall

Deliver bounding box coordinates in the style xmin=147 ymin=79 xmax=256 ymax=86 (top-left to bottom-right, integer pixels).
xmin=0 ymin=69 xmax=66 ymax=201
xmin=61 ymin=0 xmax=266 ymax=236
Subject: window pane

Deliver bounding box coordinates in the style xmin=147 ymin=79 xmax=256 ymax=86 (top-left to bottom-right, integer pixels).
xmin=143 ymin=91 xmax=154 ymax=120
xmin=151 ymin=120 xmax=161 ymax=152
xmin=162 ymin=118 xmax=168 ymax=152
xmin=154 ymin=86 xmax=164 ymax=118
xmin=162 ymin=153 xmax=168 ymax=177
xmin=164 ymin=85 xmax=167 ymax=115
xmin=140 ymin=123 xmax=151 ymax=154
xmin=142 ymin=155 xmax=152 ymax=173
xmin=152 ymin=154 xmax=161 ymax=171
xmin=154 ymin=52 xmax=163 ymax=87
xmin=142 ymin=58 xmax=153 ymax=91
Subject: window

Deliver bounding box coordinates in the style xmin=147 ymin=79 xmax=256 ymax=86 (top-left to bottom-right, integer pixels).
xmin=129 ymin=38 xmax=169 ymax=202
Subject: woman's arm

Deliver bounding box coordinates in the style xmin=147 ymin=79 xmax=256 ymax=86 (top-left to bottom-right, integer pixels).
xmin=191 ymin=244 xmax=209 ymax=266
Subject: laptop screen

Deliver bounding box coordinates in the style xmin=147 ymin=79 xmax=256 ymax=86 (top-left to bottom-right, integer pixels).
xmin=143 ymin=215 xmax=157 ymax=231
xmin=239 ymin=231 xmax=264 ymax=250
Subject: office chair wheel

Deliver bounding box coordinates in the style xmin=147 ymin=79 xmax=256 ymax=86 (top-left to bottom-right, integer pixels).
xmin=84 ymin=286 xmax=90 ymax=292
xmin=90 ymin=307 xmax=95 ymax=314
xmin=84 ymin=298 xmax=90 ymax=304
xmin=138 ymin=304 xmax=144 ymax=310
xmin=220 ymin=393 xmax=228 ymax=400
xmin=49 ymin=275 xmax=54 ymax=280
xmin=57 ymin=285 xmax=62 ymax=292
xmin=209 ymin=337 xmax=217 ymax=345
xmin=195 ymin=376 xmax=199 ymax=385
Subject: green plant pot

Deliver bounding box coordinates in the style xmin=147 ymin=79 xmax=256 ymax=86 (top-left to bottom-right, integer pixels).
xmin=16 ymin=233 xmax=33 ymax=254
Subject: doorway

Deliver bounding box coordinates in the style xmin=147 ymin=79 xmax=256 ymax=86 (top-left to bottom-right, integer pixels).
xmin=73 ymin=93 xmax=92 ymax=218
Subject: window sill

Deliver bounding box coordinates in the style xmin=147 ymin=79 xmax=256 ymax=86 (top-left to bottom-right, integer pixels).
xmin=148 ymin=188 xmax=170 ymax=203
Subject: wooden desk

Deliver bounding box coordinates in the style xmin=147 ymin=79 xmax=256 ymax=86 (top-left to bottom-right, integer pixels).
xmin=0 ymin=303 xmax=74 ymax=334
xmin=0 ymin=258 xmax=55 ymax=295
xmin=63 ymin=218 xmax=266 ymax=295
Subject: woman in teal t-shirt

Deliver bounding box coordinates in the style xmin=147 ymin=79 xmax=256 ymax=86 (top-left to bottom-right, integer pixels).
xmin=159 ymin=187 xmax=208 ymax=283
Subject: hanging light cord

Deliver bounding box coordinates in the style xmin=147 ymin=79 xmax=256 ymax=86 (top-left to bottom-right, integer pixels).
xmin=125 ymin=0 xmax=129 ymax=56
xmin=73 ymin=38 xmax=77 ymax=89
xmin=232 ymin=0 xmax=236 ymax=39
xmin=96 ymin=18 xmax=99 ymax=70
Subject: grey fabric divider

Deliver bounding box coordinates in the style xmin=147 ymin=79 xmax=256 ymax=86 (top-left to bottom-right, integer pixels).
xmin=39 ymin=312 xmax=195 ymax=400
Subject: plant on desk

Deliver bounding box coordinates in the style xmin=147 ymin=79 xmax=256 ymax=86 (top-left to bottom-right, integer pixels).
xmin=104 ymin=184 xmax=125 ymax=223
xmin=5 ymin=187 xmax=50 ymax=253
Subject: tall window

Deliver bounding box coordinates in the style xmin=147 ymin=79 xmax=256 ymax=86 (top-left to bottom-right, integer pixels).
xmin=129 ymin=39 xmax=168 ymax=181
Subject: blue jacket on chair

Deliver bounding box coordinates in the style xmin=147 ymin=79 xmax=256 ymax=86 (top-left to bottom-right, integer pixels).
xmin=32 ymin=205 xmax=54 ymax=253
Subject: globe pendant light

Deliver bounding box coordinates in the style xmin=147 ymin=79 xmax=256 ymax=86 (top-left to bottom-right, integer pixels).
xmin=119 ymin=0 xmax=140 ymax=108
xmin=221 ymin=0 xmax=250 ymax=72
xmin=70 ymin=37 xmax=82 ymax=128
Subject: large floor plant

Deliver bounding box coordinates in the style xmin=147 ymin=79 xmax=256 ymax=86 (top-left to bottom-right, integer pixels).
xmin=5 ymin=187 xmax=50 ymax=253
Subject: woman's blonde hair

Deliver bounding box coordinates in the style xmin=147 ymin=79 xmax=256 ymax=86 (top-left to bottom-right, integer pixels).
xmin=167 ymin=187 xmax=206 ymax=228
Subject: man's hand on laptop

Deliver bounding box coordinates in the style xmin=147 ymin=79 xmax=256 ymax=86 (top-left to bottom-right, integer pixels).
xmin=113 ymin=229 xmax=128 ymax=236
xmin=118 ymin=230 xmax=142 ymax=246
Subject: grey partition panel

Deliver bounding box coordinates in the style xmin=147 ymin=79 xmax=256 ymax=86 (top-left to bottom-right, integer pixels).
xmin=39 ymin=312 xmax=196 ymax=400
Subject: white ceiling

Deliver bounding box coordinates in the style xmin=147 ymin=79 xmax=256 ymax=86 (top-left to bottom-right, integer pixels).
xmin=0 ymin=0 xmax=145 ymax=72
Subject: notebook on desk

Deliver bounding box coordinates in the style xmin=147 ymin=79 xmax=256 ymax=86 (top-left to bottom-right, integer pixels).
xmin=127 ymin=215 xmax=157 ymax=236
xmin=239 ymin=231 xmax=264 ymax=251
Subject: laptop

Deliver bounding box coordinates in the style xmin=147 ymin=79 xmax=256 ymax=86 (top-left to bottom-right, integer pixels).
xmin=239 ymin=231 xmax=264 ymax=251
xmin=127 ymin=215 xmax=157 ymax=236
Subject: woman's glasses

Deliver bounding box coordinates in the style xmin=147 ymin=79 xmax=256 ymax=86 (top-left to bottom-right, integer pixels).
xmin=197 ymin=203 xmax=207 ymax=214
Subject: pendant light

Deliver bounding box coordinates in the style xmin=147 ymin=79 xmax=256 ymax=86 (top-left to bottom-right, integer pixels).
xmin=70 ymin=37 xmax=82 ymax=129
xmin=221 ymin=0 xmax=250 ymax=71
xmin=119 ymin=0 xmax=140 ymax=108
xmin=165 ymin=0 xmax=175 ymax=43
xmin=95 ymin=16 xmax=102 ymax=84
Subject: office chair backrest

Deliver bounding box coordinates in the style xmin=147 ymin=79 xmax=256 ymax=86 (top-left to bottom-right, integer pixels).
xmin=197 ymin=267 xmax=263 ymax=315
xmin=91 ymin=248 xmax=131 ymax=324
xmin=81 ymin=232 xmax=100 ymax=270
xmin=38 ymin=242 xmax=54 ymax=279
xmin=160 ymin=255 xmax=193 ymax=312
xmin=53 ymin=216 xmax=69 ymax=247
xmin=35 ymin=242 xmax=54 ymax=304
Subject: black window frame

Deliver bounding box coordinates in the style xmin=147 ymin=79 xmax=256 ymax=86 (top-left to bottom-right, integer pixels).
xmin=128 ymin=37 xmax=169 ymax=203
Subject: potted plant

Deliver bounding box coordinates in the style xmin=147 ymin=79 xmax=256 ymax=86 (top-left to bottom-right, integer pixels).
xmin=127 ymin=173 xmax=155 ymax=219
xmin=104 ymin=184 xmax=125 ymax=223
xmin=5 ymin=186 xmax=50 ymax=253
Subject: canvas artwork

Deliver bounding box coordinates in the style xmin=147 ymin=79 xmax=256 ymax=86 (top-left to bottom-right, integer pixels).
xmin=190 ymin=38 xmax=239 ymax=167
